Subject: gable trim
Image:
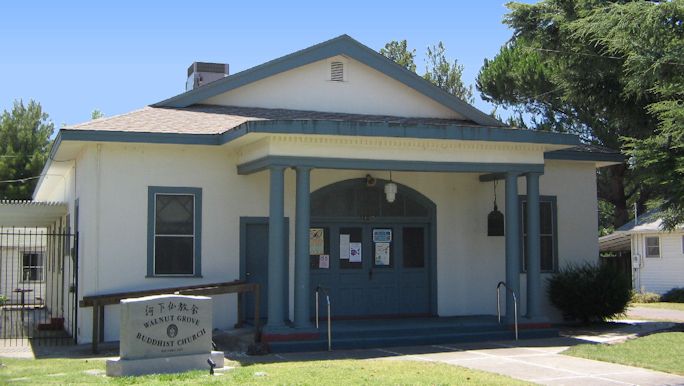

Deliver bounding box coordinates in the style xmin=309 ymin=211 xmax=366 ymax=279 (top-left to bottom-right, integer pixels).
xmin=152 ymin=35 xmax=503 ymax=127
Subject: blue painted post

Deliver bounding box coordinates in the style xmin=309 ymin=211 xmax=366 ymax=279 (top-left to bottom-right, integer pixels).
xmin=526 ymin=172 xmax=542 ymax=319
xmin=505 ymin=172 xmax=521 ymax=324
xmin=294 ymin=166 xmax=312 ymax=329
xmin=267 ymin=166 xmax=286 ymax=329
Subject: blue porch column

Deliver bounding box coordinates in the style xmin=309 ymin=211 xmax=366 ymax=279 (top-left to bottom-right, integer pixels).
xmin=526 ymin=172 xmax=542 ymax=319
xmin=505 ymin=172 xmax=521 ymax=323
xmin=294 ymin=166 xmax=312 ymax=328
xmin=267 ymin=166 xmax=286 ymax=329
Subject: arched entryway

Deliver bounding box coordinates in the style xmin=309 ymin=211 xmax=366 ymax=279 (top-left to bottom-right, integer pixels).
xmin=308 ymin=178 xmax=436 ymax=318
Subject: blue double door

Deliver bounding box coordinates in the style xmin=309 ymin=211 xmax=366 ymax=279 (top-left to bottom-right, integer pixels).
xmin=309 ymin=222 xmax=431 ymax=318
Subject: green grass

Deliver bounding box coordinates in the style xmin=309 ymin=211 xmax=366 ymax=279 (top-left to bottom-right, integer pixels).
xmin=632 ymin=302 xmax=684 ymax=311
xmin=0 ymin=357 xmax=530 ymax=385
xmin=564 ymin=332 xmax=684 ymax=375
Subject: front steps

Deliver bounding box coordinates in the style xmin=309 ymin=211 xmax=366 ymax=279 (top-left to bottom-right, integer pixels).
xmin=266 ymin=316 xmax=558 ymax=353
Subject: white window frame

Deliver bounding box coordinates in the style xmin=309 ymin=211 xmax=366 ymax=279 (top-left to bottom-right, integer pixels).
xmin=147 ymin=186 xmax=202 ymax=278
xmin=21 ymin=251 xmax=44 ymax=282
xmin=645 ymin=236 xmax=660 ymax=258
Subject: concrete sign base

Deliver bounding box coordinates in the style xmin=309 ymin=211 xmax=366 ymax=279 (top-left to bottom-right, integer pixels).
xmin=106 ymin=350 xmax=225 ymax=377
xmin=105 ymin=294 xmax=224 ymax=377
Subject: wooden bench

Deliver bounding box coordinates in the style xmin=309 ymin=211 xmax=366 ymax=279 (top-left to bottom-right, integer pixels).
xmin=79 ymin=280 xmax=260 ymax=353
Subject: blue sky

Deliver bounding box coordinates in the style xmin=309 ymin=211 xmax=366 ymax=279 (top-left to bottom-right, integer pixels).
xmin=0 ymin=1 xmax=529 ymax=128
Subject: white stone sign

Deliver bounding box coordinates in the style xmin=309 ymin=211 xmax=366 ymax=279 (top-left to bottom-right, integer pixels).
xmin=106 ymin=294 xmax=224 ymax=377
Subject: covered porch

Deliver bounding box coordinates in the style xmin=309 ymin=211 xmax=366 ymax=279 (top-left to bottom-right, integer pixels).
xmin=233 ymin=131 xmax=568 ymax=340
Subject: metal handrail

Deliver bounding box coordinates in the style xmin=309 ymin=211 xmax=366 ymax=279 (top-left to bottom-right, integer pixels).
xmin=315 ymin=285 xmax=332 ymax=351
xmin=496 ymin=281 xmax=518 ymax=340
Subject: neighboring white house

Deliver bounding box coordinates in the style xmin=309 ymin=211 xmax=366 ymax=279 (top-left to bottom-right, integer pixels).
xmin=600 ymin=210 xmax=684 ymax=294
xmin=23 ymin=35 xmax=622 ymax=344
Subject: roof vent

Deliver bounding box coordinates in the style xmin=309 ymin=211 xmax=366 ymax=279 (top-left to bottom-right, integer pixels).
xmin=186 ymin=62 xmax=229 ymax=91
xmin=330 ymin=61 xmax=344 ymax=82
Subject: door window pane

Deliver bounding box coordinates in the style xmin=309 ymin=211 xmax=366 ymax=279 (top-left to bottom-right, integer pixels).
xmin=403 ymin=227 xmax=425 ymax=268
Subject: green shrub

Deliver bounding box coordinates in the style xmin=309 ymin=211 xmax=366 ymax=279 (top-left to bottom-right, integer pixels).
xmin=547 ymin=262 xmax=631 ymax=323
xmin=0 ymin=295 xmax=7 ymax=306
xmin=631 ymin=290 xmax=661 ymax=303
xmin=662 ymin=288 xmax=684 ymax=303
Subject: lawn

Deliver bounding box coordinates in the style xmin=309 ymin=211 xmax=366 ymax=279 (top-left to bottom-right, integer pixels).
xmin=564 ymin=332 xmax=684 ymax=375
xmin=632 ymin=302 xmax=684 ymax=312
xmin=0 ymin=357 xmax=530 ymax=385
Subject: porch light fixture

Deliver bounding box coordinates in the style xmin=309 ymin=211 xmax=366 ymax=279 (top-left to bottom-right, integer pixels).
xmin=385 ymin=171 xmax=397 ymax=203
xmin=487 ymin=180 xmax=504 ymax=236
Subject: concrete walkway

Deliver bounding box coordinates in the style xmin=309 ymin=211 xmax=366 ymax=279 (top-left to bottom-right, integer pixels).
xmin=225 ymin=320 xmax=684 ymax=386
xmin=627 ymin=306 xmax=684 ymax=323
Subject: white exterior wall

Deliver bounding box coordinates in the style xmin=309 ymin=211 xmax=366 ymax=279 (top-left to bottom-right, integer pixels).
xmin=632 ymin=232 xmax=684 ymax=294
xmin=32 ymin=162 xmax=78 ymax=336
xmin=204 ymin=56 xmax=464 ymax=119
xmin=37 ymin=141 xmax=600 ymax=342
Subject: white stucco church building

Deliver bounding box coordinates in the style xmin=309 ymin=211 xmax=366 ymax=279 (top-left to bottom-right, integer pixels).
xmin=29 ymin=35 xmax=622 ymax=346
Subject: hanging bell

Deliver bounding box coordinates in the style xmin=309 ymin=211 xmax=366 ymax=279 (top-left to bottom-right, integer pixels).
xmin=488 ymin=203 xmax=505 ymax=236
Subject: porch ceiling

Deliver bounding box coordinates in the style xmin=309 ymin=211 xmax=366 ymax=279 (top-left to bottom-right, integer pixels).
xmin=0 ymin=200 xmax=68 ymax=227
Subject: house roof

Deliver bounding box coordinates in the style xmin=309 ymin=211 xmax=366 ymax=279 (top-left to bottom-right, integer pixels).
xmin=65 ymin=104 xmax=478 ymax=135
xmin=544 ymin=144 xmax=624 ymax=163
xmin=152 ymin=34 xmax=504 ymax=127
xmin=57 ymin=104 xmax=582 ymax=147
xmin=615 ymin=208 xmax=668 ymax=233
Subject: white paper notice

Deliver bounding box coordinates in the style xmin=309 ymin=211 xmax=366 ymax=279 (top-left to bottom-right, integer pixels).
xmin=374 ymin=242 xmax=390 ymax=266
xmin=339 ymin=234 xmax=350 ymax=260
xmin=319 ymin=254 xmax=330 ymax=269
xmin=310 ymin=228 xmax=325 ymax=255
xmin=349 ymin=242 xmax=362 ymax=262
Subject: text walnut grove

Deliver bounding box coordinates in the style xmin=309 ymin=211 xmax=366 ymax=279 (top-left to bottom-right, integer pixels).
xmin=134 ymin=299 xmax=207 ymax=348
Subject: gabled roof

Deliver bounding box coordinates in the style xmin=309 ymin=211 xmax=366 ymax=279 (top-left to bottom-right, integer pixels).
xmin=153 ymin=34 xmax=504 ymax=127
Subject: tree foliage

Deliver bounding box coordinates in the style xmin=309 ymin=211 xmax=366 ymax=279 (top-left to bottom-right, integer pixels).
xmin=0 ymin=100 xmax=54 ymax=200
xmin=476 ymin=0 xmax=672 ymax=230
xmin=380 ymin=40 xmax=416 ymax=73
xmin=91 ymin=109 xmax=104 ymax=120
xmin=570 ymin=0 xmax=684 ymax=230
xmin=423 ymin=42 xmax=474 ymax=103
xmin=380 ymin=40 xmax=474 ymax=103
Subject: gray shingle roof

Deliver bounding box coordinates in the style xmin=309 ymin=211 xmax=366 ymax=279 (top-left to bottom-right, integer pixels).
xmin=65 ymin=104 xmax=479 ymax=135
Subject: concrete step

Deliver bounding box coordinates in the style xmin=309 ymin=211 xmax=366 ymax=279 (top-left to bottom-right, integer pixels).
xmin=268 ymin=328 xmax=558 ymax=353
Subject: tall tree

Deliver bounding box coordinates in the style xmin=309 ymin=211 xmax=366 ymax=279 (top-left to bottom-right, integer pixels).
xmin=0 ymin=100 xmax=54 ymax=200
xmin=476 ymin=0 xmax=660 ymax=229
xmin=424 ymin=42 xmax=474 ymax=103
xmin=571 ymin=0 xmax=684 ymax=230
xmin=380 ymin=40 xmax=474 ymax=103
xmin=380 ymin=40 xmax=417 ymax=73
